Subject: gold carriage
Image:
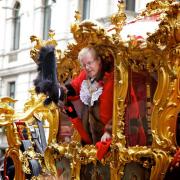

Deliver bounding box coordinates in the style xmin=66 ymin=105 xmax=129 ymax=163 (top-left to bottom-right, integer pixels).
xmin=0 ymin=0 xmax=180 ymax=179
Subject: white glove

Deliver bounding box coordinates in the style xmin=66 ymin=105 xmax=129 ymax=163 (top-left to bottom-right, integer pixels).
xmin=101 ymin=131 xmax=111 ymax=142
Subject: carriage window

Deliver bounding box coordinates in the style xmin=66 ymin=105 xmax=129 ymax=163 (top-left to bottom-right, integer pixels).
xmin=125 ymin=70 xmax=157 ymax=146
xmin=122 ymin=162 xmax=151 ymax=180
xmin=176 ymin=113 xmax=180 ymax=146
xmin=57 ymin=111 xmax=73 ymax=143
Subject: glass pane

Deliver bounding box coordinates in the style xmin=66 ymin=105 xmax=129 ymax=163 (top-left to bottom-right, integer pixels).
xmin=176 ymin=113 xmax=180 ymax=146
xmin=8 ymin=82 xmax=16 ymax=108
xmin=13 ymin=17 xmax=20 ymax=50
xmin=122 ymin=162 xmax=151 ymax=180
xmin=126 ymin=0 xmax=135 ymax=11
xmin=9 ymin=82 xmax=15 ymax=98
xmin=56 ymin=158 xmax=71 ymax=179
xmin=80 ymin=162 xmax=110 ymax=179
xmin=57 ymin=111 xmax=73 ymax=143
xmin=124 ymin=70 xmax=157 ymax=147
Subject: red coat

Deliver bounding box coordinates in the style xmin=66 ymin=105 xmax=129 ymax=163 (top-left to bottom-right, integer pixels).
xmin=71 ymin=70 xmax=114 ymax=125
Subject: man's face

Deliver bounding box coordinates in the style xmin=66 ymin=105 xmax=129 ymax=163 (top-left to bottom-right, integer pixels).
xmin=80 ymin=52 xmax=101 ymax=79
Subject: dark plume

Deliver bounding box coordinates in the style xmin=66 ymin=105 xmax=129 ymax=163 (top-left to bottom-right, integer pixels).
xmin=33 ymin=45 xmax=60 ymax=105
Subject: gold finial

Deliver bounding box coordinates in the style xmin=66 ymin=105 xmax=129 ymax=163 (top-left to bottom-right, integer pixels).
xmin=74 ymin=10 xmax=81 ymax=21
xmin=110 ymin=0 xmax=126 ymax=35
xmin=48 ymin=29 xmax=55 ymax=39
xmin=71 ymin=11 xmax=81 ymax=34
xmin=46 ymin=29 xmax=58 ymax=46
xmin=118 ymin=0 xmax=126 ymax=13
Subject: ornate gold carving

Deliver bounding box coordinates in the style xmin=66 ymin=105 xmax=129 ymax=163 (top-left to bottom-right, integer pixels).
xmin=140 ymin=0 xmax=176 ymax=17
xmin=21 ymin=146 xmax=41 ymax=174
xmin=150 ymin=149 xmax=171 ymax=179
xmin=30 ymin=30 xmax=58 ymax=63
xmin=111 ymin=0 xmax=127 ymax=36
xmin=4 ymin=148 xmax=26 ymax=180
xmin=43 ymin=1 xmax=180 ymax=178
xmin=1 ymin=0 xmax=179 ymax=179
xmin=0 ymin=89 xmax=60 ymax=179
xmin=0 ymin=97 xmax=16 ymax=125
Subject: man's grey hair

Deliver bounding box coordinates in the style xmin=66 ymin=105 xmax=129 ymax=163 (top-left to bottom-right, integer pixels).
xmin=78 ymin=47 xmax=98 ymax=61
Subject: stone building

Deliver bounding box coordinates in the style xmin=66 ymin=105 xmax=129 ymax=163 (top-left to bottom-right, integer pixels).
xmin=0 ymin=0 xmax=151 ymax=112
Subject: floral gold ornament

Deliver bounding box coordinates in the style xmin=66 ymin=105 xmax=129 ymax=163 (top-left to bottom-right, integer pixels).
xmin=0 ymin=0 xmax=180 ymax=179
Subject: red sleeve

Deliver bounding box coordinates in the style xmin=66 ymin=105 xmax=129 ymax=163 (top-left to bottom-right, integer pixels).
xmin=69 ymin=117 xmax=92 ymax=144
xmin=70 ymin=70 xmax=86 ymax=95
xmin=99 ymin=72 xmax=114 ymax=125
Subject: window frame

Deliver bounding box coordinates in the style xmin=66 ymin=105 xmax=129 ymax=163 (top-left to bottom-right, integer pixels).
xmin=43 ymin=0 xmax=52 ymax=40
xmin=12 ymin=2 xmax=21 ymax=50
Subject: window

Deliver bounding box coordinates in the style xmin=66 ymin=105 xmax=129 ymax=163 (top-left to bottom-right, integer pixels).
xmin=8 ymin=82 xmax=15 ymax=98
xmin=8 ymin=82 xmax=16 ymax=107
xmin=126 ymin=0 xmax=135 ymax=11
xmin=13 ymin=2 xmax=21 ymax=50
xmin=43 ymin=0 xmax=51 ymax=40
xmin=82 ymin=0 xmax=90 ymax=20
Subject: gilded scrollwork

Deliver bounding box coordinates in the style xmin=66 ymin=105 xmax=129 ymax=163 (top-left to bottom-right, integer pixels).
xmin=30 ymin=30 xmax=58 ymax=64
xmin=108 ymin=1 xmax=180 ymax=180
xmin=0 ymin=97 xmax=16 ymax=126
xmin=14 ymin=88 xmax=59 ymax=143
xmin=42 ymin=1 xmax=180 ymax=179
xmin=150 ymin=149 xmax=172 ymax=179
xmin=20 ymin=146 xmax=43 ymax=174
xmin=0 ymin=87 xmax=60 ymax=178
xmin=1 ymin=0 xmax=179 ymax=179
xmin=4 ymin=148 xmax=26 ymax=180
xmin=139 ymin=0 xmax=176 ymax=17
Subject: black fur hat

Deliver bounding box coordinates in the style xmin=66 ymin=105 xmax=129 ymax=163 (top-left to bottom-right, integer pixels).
xmin=33 ymin=45 xmax=60 ymax=105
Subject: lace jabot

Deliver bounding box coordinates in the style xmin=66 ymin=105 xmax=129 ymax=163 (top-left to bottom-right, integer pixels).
xmin=80 ymin=79 xmax=103 ymax=106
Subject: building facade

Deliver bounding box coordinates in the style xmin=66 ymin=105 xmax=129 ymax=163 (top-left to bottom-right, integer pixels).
xmin=0 ymin=0 xmax=152 ymax=112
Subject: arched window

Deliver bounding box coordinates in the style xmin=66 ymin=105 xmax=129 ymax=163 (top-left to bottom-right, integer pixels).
xmin=13 ymin=2 xmax=20 ymax=50
xmin=83 ymin=0 xmax=90 ymax=20
xmin=43 ymin=0 xmax=51 ymax=40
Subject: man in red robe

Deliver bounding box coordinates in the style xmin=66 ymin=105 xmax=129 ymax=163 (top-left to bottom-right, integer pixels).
xmin=61 ymin=47 xmax=113 ymax=145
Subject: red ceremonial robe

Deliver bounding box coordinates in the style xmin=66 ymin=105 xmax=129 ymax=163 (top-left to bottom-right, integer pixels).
xmin=69 ymin=70 xmax=113 ymax=144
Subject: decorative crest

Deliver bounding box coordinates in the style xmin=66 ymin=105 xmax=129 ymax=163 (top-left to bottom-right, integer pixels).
xmin=140 ymin=0 xmax=175 ymax=17
xmin=110 ymin=0 xmax=127 ymax=36
xmin=30 ymin=30 xmax=58 ymax=63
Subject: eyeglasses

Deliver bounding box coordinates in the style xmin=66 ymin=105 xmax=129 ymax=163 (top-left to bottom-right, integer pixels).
xmin=81 ymin=59 xmax=96 ymax=69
